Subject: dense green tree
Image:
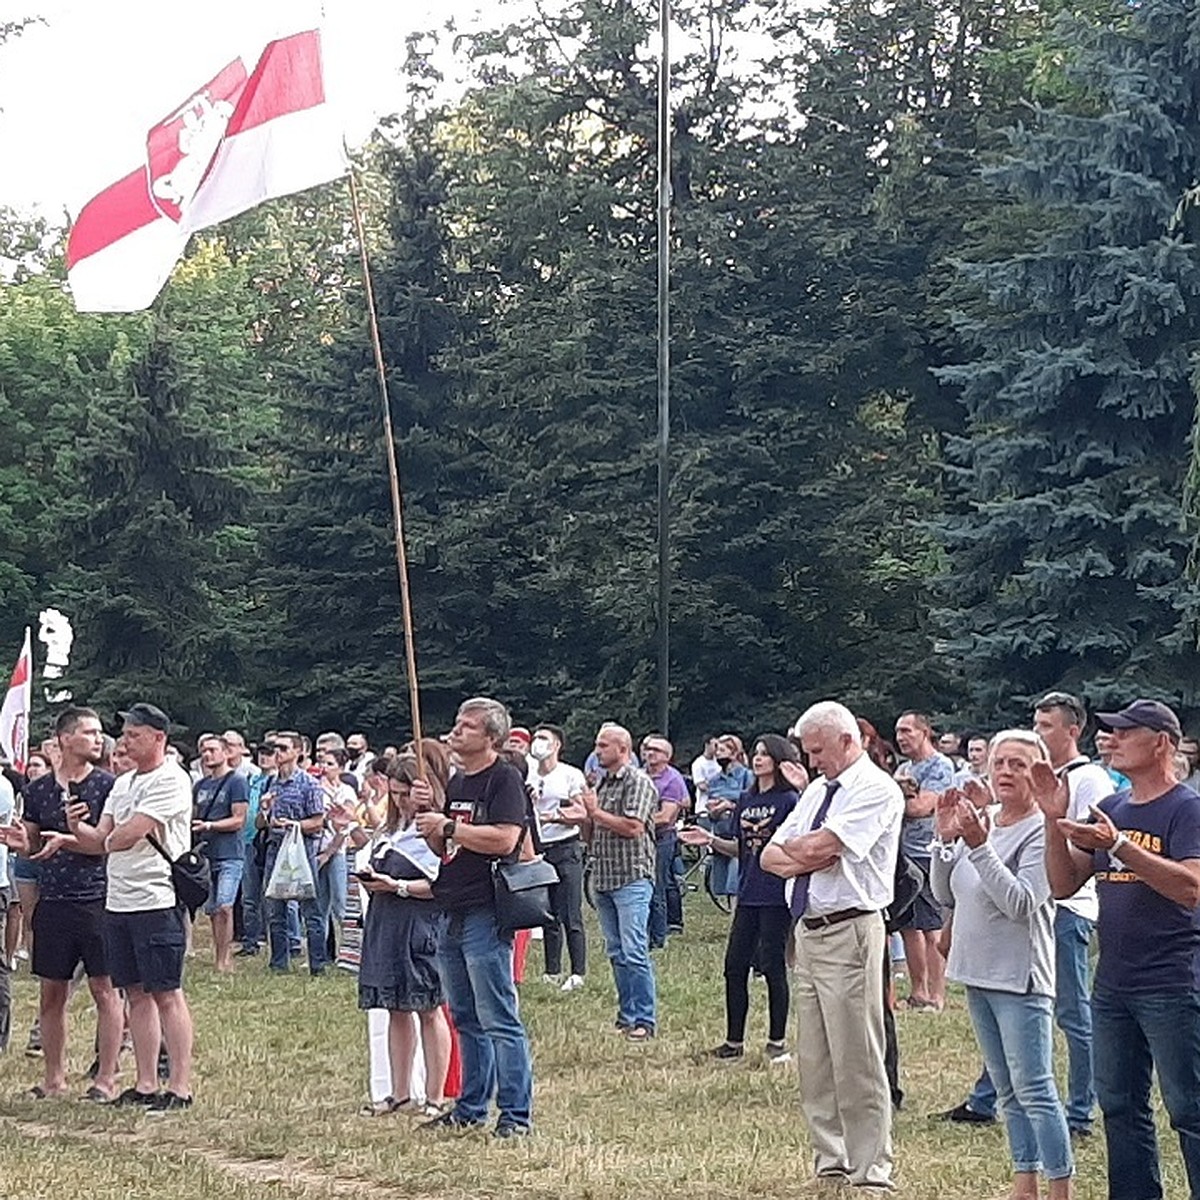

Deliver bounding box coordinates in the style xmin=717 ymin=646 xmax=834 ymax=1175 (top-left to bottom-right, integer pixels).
xmin=935 ymin=0 xmax=1200 ymax=722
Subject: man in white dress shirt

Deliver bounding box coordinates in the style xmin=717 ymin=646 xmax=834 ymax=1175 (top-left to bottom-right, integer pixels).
xmin=761 ymin=701 xmax=903 ymax=1190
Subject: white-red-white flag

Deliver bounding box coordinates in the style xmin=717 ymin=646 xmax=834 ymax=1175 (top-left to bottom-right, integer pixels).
xmin=0 ymin=629 xmax=32 ymax=774
xmin=67 ymin=28 xmax=348 ymax=312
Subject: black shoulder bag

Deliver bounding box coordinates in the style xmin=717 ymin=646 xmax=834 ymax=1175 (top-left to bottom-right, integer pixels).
xmin=493 ymin=780 xmax=560 ymax=936
xmin=147 ymin=831 xmax=211 ymax=916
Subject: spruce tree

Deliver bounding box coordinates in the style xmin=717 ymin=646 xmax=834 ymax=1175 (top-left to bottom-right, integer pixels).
xmin=936 ymin=0 xmax=1200 ymax=721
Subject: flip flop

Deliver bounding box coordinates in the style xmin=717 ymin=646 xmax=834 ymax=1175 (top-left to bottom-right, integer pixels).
xmin=27 ymin=1085 xmax=52 ymax=1099
xmin=82 ymin=1086 xmax=114 ymax=1103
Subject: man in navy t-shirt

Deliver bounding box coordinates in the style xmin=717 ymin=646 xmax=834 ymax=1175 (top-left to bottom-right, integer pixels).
xmin=1036 ymin=698 xmax=1200 ymax=1200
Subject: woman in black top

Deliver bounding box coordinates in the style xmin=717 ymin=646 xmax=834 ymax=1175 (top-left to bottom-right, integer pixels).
xmin=682 ymin=733 xmax=805 ymax=1062
xmin=356 ymin=754 xmax=452 ymax=1116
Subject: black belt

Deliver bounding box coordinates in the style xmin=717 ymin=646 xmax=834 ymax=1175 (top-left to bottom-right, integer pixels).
xmin=801 ymin=907 xmax=876 ymax=930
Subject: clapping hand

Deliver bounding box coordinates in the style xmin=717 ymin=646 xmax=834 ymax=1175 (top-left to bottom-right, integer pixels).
xmin=65 ymin=801 xmax=90 ymax=832
xmin=557 ymin=793 xmax=590 ymax=825
xmin=961 ymin=776 xmax=993 ymax=810
xmin=956 ymin=798 xmax=991 ymax=850
xmin=679 ymin=825 xmax=713 ymax=848
xmin=934 ymin=789 xmax=963 ymax=842
xmin=1030 ymin=761 xmax=1068 ymax=821
xmin=1059 ymin=804 xmax=1120 ymax=854
xmin=413 ymin=809 xmax=445 ymax=841
xmin=779 ymin=761 xmax=809 ymax=792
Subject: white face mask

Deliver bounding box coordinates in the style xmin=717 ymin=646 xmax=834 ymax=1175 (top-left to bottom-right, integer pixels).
xmin=530 ymin=736 xmax=554 ymax=762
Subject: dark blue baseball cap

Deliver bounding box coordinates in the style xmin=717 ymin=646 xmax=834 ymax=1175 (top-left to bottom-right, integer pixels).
xmin=1095 ymin=699 xmax=1182 ymax=744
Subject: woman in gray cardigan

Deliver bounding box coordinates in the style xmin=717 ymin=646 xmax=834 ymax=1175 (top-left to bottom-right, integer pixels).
xmin=931 ymin=730 xmax=1073 ymax=1200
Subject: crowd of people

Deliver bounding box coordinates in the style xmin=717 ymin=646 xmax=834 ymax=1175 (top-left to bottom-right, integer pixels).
xmin=1 ymin=690 xmax=1199 ymax=1198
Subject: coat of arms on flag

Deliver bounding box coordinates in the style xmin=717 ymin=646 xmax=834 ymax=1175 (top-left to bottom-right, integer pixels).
xmin=67 ymin=28 xmax=347 ymax=313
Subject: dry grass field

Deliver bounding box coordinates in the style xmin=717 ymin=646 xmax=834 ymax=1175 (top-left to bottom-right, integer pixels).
xmin=0 ymin=900 xmax=1183 ymax=1199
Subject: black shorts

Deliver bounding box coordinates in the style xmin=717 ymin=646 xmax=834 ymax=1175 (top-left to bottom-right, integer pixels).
xmin=31 ymin=899 xmax=109 ymax=981
xmin=897 ymin=864 xmax=945 ymax=933
xmin=104 ymin=907 xmax=186 ymax=993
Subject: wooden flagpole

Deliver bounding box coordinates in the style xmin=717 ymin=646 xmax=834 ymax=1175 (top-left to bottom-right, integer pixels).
xmin=347 ymin=169 xmax=426 ymax=777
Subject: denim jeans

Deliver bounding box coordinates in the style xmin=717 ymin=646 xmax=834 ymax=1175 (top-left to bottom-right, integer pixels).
xmin=966 ymin=987 xmax=1073 ymax=1180
xmin=264 ymin=843 xmax=327 ymax=973
xmin=241 ymin=841 xmax=264 ymax=950
xmin=1054 ymin=907 xmax=1095 ymax=1131
xmin=595 ymin=877 xmax=657 ymax=1031
xmin=648 ymin=834 xmax=677 ymax=949
xmin=1093 ymin=985 xmax=1200 ymax=1200
xmin=438 ymin=907 xmax=533 ymax=1129
xmin=317 ymin=851 xmax=349 ymax=957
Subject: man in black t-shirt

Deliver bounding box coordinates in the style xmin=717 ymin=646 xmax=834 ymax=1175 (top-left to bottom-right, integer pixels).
xmin=0 ymin=706 xmax=123 ymax=1101
xmin=413 ymin=697 xmax=534 ymax=1138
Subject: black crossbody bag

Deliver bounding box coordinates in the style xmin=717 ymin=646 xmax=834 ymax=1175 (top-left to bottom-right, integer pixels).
xmin=146 ymin=831 xmax=211 ymax=916
xmin=493 ymin=783 xmax=559 ymax=936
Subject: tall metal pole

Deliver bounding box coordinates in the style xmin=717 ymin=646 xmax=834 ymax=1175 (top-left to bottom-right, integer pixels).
xmin=656 ymin=0 xmax=672 ymax=736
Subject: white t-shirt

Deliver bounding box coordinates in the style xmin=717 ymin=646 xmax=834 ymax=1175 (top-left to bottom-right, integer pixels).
xmin=532 ymin=761 xmax=587 ymax=844
xmin=1058 ymin=757 xmax=1112 ymax=922
xmin=0 ymin=772 xmax=13 ymax=888
xmin=103 ymin=760 xmax=193 ymax=913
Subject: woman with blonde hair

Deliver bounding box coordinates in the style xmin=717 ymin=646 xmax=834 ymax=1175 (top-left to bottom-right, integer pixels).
xmin=930 ymin=730 xmax=1073 ymax=1200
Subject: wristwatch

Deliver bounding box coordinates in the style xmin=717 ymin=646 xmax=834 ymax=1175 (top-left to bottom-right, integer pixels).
xmin=1110 ymin=831 xmax=1130 ymax=868
xmin=442 ymin=818 xmax=457 ymax=840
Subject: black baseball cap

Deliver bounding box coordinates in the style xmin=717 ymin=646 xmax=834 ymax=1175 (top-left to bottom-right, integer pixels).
xmin=1095 ymin=699 xmax=1182 ymax=744
xmin=118 ymin=702 xmax=171 ymax=732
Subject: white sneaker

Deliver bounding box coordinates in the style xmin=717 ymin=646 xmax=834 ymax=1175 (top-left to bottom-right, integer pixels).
xmin=560 ymin=974 xmax=585 ymax=992
xmin=541 ymin=973 xmax=562 ymax=986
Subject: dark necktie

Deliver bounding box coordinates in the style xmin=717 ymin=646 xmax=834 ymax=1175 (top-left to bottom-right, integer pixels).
xmin=790 ymin=780 xmax=841 ymax=917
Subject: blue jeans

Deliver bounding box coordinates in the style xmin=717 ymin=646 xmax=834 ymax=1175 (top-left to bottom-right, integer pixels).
xmin=1093 ymin=986 xmax=1200 ymax=1200
xmin=438 ymin=908 xmax=533 ymax=1129
xmin=649 ymin=834 xmax=676 ymax=949
xmin=966 ymin=987 xmax=1073 ymax=1180
xmin=264 ymin=844 xmax=327 ymax=973
xmin=1054 ymin=907 xmax=1095 ymax=1131
xmin=241 ymin=842 xmax=264 ymax=950
xmin=964 ymin=911 xmax=1096 ymax=1127
xmin=317 ymin=852 xmax=349 ymax=953
xmin=595 ymin=878 xmax=657 ymax=1031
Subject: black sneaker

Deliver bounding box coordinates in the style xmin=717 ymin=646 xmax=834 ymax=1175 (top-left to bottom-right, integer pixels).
xmin=24 ymin=1033 xmax=42 ymax=1059
xmin=420 ymin=1109 xmax=485 ymax=1132
xmin=930 ymin=1101 xmax=996 ymax=1125
xmin=113 ymin=1087 xmax=158 ymax=1107
xmin=710 ymin=1042 xmax=744 ymax=1060
xmin=148 ymin=1090 xmax=193 ymax=1114
xmin=494 ymin=1121 xmax=530 ymax=1139
xmin=234 ymin=946 xmax=259 ymax=958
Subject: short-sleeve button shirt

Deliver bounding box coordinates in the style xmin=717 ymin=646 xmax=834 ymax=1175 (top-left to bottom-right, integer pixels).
xmin=22 ymin=769 xmax=116 ymax=903
xmin=591 ymin=765 xmax=658 ymax=893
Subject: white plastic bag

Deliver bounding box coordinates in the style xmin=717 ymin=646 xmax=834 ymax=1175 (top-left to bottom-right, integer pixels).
xmin=265 ymin=823 xmax=316 ymax=900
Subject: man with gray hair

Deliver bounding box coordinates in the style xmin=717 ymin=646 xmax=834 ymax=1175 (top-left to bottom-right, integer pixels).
xmin=761 ymin=700 xmax=904 ymax=1189
xmin=414 ymin=697 xmax=534 ymax=1137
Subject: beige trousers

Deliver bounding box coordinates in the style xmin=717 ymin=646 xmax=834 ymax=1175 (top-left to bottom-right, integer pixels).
xmin=792 ymin=912 xmax=893 ymax=1187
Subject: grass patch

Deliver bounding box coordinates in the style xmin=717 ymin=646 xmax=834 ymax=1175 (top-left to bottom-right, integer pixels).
xmin=0 ymin=899 xmax=1187 ymax=1197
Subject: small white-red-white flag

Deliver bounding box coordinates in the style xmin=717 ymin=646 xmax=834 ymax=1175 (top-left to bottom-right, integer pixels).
xmin=67 ymin=28 xmax=348 ymax=312
xmin=0 ymin=629 xmax=32 ymax=774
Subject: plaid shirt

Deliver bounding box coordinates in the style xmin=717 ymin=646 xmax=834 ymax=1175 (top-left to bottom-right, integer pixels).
xmin=591 ymin=764 xmax=657 ymax=893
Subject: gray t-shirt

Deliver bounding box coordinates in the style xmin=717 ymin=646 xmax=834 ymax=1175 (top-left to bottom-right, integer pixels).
xmin=899 ymin=752 xmax=954 ymax=859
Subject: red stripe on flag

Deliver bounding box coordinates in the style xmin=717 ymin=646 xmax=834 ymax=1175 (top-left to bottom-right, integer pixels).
xmin=226 ymin=29 xmax=326 ymax=137
xmin=8 ymin=654 xmax=28 ymax=690
xmin=66 ymin=169 xmax=159 ymax=269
